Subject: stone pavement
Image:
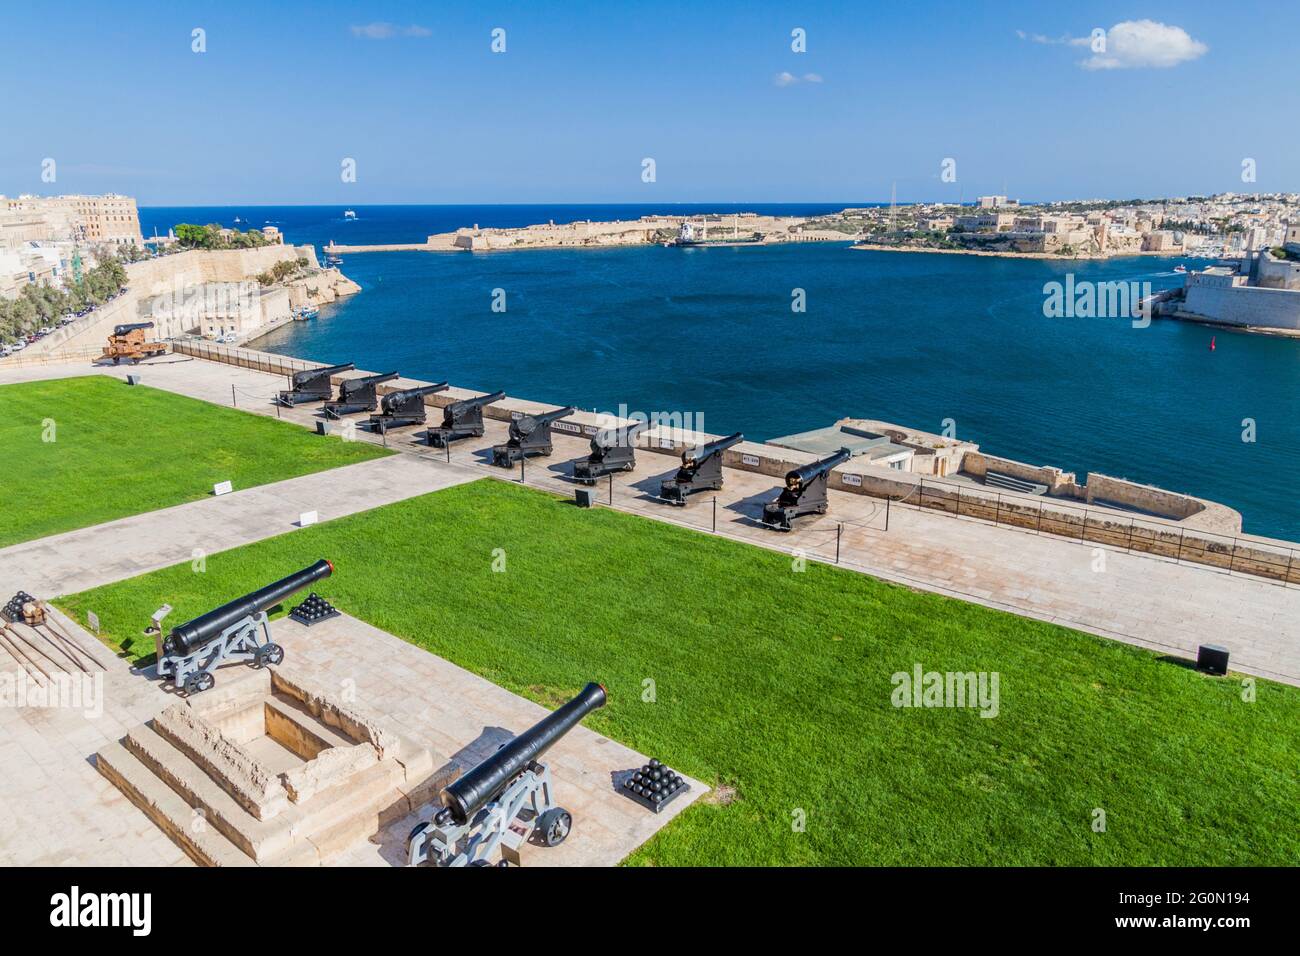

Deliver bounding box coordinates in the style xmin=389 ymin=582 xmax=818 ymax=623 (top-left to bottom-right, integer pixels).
xmin=0 ymin=607 xmax=188 ymax=867
xmin=0 ymin=454 xmax=470 ymax=598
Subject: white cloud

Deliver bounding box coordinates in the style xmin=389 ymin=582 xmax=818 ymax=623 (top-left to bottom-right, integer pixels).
xmin=1081 ymin=20 xmax=1207 ymax=70
xmin=350 ymin=22 xmax=431 ymax=40
xmin=774 ymin=72 xmax=824 ymax=87
xmin=1017 ymin=20 xmax=1207 ymax=69
xmin=351 ymin=22 xmax=395 ymax=39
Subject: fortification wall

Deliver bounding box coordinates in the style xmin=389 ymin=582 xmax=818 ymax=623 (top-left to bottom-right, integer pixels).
xmin=1182 ymin=283 xmax=1300 ymax=331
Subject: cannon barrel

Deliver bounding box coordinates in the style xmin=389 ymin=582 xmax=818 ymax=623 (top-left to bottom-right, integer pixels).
xmin=687 ymin=432 xmax=743 ymax=464
xmin=449 ymin=390 xmax=507 ymax=414
xmin=787 ymin=447 xmax=852 ymax=485
xmin=441 ymin=682 xmax=607 ymax=825
xmin=381 ymin=382 xmax=449 ymax=412
xmin=532 ymin=405 xmax=576 ymax=426
xmin=340 ymin=371 xmax=399 ymax=396
xmin=164 ymin=559 xmax=333 ymax=657
xmin=594 ymin=422 xmax=645 ymax=451
xmin=112 ymin=322 xmax=155 ymax=336
xmin=291 ymin=362 xmax=355 ymax=387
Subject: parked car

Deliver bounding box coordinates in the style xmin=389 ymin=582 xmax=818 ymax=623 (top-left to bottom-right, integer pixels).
xmin=10 ymin=340 xmax=26 ymax=351
xmin=37 ymin=326 xmax=53 ymax=335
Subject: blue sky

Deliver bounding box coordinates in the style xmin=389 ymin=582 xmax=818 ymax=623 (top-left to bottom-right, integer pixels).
xmin=2 ymin=0 xmax=1295 ymax=204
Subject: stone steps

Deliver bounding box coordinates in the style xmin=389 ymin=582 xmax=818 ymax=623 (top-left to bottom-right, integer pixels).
xmin=95 ymin=741 xmax=254 ymax=867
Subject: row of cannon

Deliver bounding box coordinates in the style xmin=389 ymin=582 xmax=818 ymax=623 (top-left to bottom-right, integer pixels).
xmin=277 ymin=363 xmax=852 ymax=531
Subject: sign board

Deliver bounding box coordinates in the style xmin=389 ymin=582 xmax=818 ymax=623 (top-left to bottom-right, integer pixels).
xmin=659 ymin=438 xmax=675 ymax=449
xmin=842 ymin=473 xmax=863 ymax=487
xmin=510 ymin=410 xmax=524 ymax=420
xmin=741 ymin=454 xmax=760 ymax=467
xmin=553 ymin=421 xmax=581 ymax=434
xmin=299 ymin=510 xmax=319 ymax=527
xmin=213 ymin=480 xmax=233 ymax=496
xmin=86 ymin=611 xmax=100 ymax=634
xmin=583 ymin=424 xmax=600 ymax=436
xmin=150 ymin=604 xmax=173 ymax=625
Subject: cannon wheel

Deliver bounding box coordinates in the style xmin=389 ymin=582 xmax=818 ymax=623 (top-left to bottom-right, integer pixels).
xmin=257 ymin=643 xmax=285 ymax=667
xmin=185 ymin=672 xmax=214 ymax=695
xmin=537 ymin=808 xmax=572 ymax=847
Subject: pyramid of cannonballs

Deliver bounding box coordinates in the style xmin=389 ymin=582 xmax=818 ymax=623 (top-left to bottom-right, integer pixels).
xmin=2 ymin=591 xmax=35 ymax=623
xmin=621 ymin=758 xmax=689 ymax=813
xmin=289 ymin=592 xmax=340 ymax=627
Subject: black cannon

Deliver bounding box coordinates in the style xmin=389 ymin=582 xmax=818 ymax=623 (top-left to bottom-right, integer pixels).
xmin=369 ymin=383 xmax=450 ymax=433
xmin=426 ymin=390 xmax=506 ymax=447
xmin=659 ymin=432 xmax=743 ymax=505
xmin=277 ymin=362 xmax=356 ymax=407
xmin=322 ymin=371 xmax=399 ymax=418
xmin=158 ymin=559 xmax=333 ymax=694
xmin=572 ymin=422 xmax=646 ymax=484
xmin=409 ymin=682 xmax=607 ymax=866
xmin=491 ymin=406 xmax=576 ymax=467
xmin=761 ymin=447 xmax=852 ymax=531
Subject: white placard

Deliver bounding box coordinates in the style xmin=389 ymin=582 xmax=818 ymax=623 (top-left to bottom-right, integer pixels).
xmin=511 ymin=410 xmax=524 ymax=420
xmin=659 ymin=438 xmax=675 ymax=449
xmin=553 ymin=421 xmax=581 ymax=434
xmin=151 ymin=604 xmax=173 ymax=625
xmin=213 ymin=480 xmax=233 ymax=496
xmin=741 ymin=453 xmax=760 ymax=466
xmin=582 ymin=424 xmax=600 ymax=436
xmin=842 ymin=473 xmax=863 ymax=487
xmin=299 ymin=510 xmax=319 ymax=527
xmin=86 ymin=611 xmax=100 ymax=634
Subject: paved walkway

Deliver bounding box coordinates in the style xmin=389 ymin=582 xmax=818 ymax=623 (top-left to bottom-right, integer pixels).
xmin=0 ymin=455 xmax=471 ymax=598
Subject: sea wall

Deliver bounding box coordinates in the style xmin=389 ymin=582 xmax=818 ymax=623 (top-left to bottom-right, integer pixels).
xmin=1181 ymin=283 xmax=1300 ymax=332
xmin=961 ymin=452 xmax=1083 ymax=498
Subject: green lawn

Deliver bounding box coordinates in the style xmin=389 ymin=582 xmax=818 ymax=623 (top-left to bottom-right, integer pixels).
xmin=0 ymin=376 xmax=389 ymax=548
xmin=58 ymin=479 xmax=1299 ymax=866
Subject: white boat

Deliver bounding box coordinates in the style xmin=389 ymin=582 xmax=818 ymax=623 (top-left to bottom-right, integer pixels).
xmin=343 ymin=209 xmax=357 ymax=220
xmin=1174 ymin=265 xmax=1187 ymax=273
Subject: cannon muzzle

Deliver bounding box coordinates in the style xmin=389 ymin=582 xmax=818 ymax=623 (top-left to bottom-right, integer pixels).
xmin=381 ymin=382 xmax=450 ymax=413
xmin=164 ymin=559 xmax=333 ymax=657
xmin=511 ymin=406 xmax=575 ymax=438
xmin=441 ymin=682 xmax=607 ymax=825
xmin=112 ymin=322 xmax=155 ymax=337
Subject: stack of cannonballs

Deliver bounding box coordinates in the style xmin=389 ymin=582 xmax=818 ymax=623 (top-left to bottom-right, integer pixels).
xmin=621 ymin=758 xmax=688 ymax=813
xmin=2 ymin=591 xmax=35 ymax=623
xmin=289 ymin=592 xmax=340 ymax=627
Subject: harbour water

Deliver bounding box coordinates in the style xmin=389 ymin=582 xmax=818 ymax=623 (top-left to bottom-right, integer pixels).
xmin=141 ymin=205 xmax=1300 ymax=539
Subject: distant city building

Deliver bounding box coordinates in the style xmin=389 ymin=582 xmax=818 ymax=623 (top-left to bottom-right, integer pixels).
xmin=0 ymin=193 xmax=142 ymax=249
xmin=976 ymin=195 xmax=1019 ymax=209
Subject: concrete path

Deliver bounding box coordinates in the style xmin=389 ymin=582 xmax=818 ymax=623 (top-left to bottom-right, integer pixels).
xmin=0 ymin=454 xmax=471 ymax=599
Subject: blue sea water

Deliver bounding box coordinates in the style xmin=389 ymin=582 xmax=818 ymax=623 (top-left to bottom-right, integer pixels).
xmin=140 ymin=205 xmax=1300 ymax=540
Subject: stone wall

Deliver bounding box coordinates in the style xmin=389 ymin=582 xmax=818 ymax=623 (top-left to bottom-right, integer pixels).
xmin=1182 ymin=283 xmax=1300 ymax=332
xmin=961 ymin=452 xmax=1083 ymax=498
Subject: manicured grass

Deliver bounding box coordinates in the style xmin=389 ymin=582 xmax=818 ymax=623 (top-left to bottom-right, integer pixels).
xmin=59 ymin=480 xmax=1299 ymax=866
xmin=0 ymin=375 xmax=389 ymax=548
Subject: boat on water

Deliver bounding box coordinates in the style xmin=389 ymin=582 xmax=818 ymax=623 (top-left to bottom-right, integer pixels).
xmin=667 ymin=220 xmax=761 ymax=248
xmin=295 ymin=305 xmax=320 ymax=321
xmin=1174 ymin=265 xmax=1187 ymax=273
xmin=343 ymin=209 xmax=357 ymax=220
